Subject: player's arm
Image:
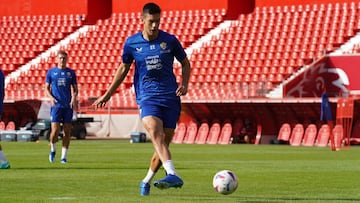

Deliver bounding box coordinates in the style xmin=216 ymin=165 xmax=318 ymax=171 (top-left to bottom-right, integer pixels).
xmin=92 ymin=63 xmax=131 ymax=108
xmin=45 ymin=82 xmax=57 ymax=106
xmin=70 ymin=84 xmax=78 ymax=109
xmin=176 ymin=57 xmax=191 ymax=96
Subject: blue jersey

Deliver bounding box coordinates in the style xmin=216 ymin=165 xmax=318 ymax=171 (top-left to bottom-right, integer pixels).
xmin=122 ymin=30 xmax=187 ymax=105
xmin=46 ymin=67 xmax=77 ymax=108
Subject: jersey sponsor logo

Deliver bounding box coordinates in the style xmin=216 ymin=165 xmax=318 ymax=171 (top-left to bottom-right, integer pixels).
xmin=57 ymin=78 xmax=66 ymax=86
xmin=145 ymin=55 xmax=162 ymax=70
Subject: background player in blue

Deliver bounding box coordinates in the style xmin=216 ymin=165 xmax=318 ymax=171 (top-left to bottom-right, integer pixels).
xmin=45 ymin=51 xmax=78 ymax=164
xmin=93 ymin=2 xmax=191 ymax=196
xmin=0 ymin=69 xmax=10 ymax=169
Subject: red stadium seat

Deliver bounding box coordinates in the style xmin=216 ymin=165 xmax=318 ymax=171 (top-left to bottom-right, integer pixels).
xmin=0 ymin=121 xmax=5 ymax=130
xmin=315 ymin=124 xmax=330 ymax=147
xmin=302 ymin=124 xmax=318 ymax=147
xmin=218 ymin=122 xmax=233 ymax=144
xmin=183 ymin=121 xmax=198 ymax=144
xmin=5 ymin=121 xmax=16 ymax=130
xmin=289 ymin=124 xmax=304 ymax=146
xmin=277 ymin=123 xmax=292 ymax=144
xmin=172 ymin=122 xmax=187 ymax=144
xmin=332 ymin=124 xmax=344 ymax=150
xmin=206 ymin=122 xmax=221 ymax=144
xmin=194 ymin=122 xmax=209 ymax=144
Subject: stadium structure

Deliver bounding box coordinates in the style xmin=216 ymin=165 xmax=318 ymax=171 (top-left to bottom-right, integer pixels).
xmin=1 ymin=0 xmax=360 ymax=146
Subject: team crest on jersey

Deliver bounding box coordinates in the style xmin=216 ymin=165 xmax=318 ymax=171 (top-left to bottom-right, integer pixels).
xmin=160 ymin=42 xmax=167 ymax=50
xmin=67 ymin=72 xmax=72 ymax=78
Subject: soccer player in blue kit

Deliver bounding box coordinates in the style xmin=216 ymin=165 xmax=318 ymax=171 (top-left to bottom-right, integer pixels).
xmin=93 ymin=2 xmax=191 ymax=196
xmin=0 ymin=69 xmax=10 ymax=169
xmin=45 ymin=51 xmax=78 ymax=164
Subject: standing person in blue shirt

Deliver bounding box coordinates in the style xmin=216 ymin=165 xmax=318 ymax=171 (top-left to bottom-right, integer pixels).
xmin=0 ymin=69 xmax=10 ymax=169
xmin=92 ymin=2 xmax=191 ymax=196
xmin=45 ymin=51 xmax=78 ymax=164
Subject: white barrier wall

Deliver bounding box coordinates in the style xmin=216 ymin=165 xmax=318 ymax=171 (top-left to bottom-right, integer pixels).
xmin=83 ymin=114 xmax=147 ymax=138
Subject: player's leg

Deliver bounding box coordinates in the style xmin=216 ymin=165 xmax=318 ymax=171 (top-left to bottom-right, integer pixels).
xmin=60 ymin=108 xmax=73 ymax=163
xmin=151 ymin=102 xmax=182 ymax=189
xmin=140 ymin=151 xmax=161 ymax=196
xmin=140 ymin=101 xmax=182 ymax=194
xmin=142 ymin=116 xmax=173 ymax=168
xmin=49 ymin=106 xmax=61 ymax=163
xmin=141 ymin=128 xmax=173 ymax=185
xmin=148 ymin=128 xmax=174 ymax=172
xmin=0 ymin=144 xmax=10 ymax=169
xmin=49 ymin=122 xmax=60 ymax=163
xmin=141 ymin=116 xmax=181 ymax=192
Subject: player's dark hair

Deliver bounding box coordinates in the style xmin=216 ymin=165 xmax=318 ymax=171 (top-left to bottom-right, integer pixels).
xmin=142 ymin=2 xmax=161 ymax=16
xmin=58 ymin=50 xmax=68 ymax=57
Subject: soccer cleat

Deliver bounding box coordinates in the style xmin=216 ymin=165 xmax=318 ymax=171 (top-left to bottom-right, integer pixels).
xmin=139 ymin=182 xmax=150 ymax=196
xmin=60 ymin=158 xmax=67 ymax=164
xmin=153 ymin=174 xmax=183 ymax=189
xmin=49 ymin=152 xmax=56 ymax=163
xmin=0 ymin=161 xmax=10 ymax=169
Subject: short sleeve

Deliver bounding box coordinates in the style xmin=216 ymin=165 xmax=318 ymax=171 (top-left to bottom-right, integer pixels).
xmin=122 ymin=38 xmax=134 ymax=64
xmin=171 ymin=35 xmax=187 ymax=62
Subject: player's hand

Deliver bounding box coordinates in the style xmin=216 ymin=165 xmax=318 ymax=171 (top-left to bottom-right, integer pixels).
xmin=70 ymin=98 xmax=77 ymax=109
xmin=50 ymin=98 xmax=57 ymax=107
xmin=176 ymin=85 xmax=188 ymax=96
xmin=92 ymin=94 xmax=111 ymax=109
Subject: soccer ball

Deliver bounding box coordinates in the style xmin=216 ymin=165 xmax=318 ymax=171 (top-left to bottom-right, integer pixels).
xmin=212 ymin=170 xmax=238 ymax=195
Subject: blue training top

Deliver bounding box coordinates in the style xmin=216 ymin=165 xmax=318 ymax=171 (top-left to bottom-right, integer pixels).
xmin=45 ymin=67 xmax=77 ymax=108
xmin=122 ymin=30 xmax=187 ymax=105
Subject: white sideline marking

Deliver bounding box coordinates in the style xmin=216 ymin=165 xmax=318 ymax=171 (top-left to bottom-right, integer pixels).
xmin=50 ymin=196 xmax=77 ymax=200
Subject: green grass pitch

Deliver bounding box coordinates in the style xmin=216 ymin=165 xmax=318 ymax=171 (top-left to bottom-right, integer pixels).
xmin=0 ymin=140 xmax=360 ymax=203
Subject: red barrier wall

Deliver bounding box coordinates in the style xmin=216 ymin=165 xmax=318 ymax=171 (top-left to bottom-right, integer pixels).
xmin=0 ymin=0 xmax=111 ymax=24
xmin=0 ymin=0 xmax=254 ymax=21
xmin=0 ymin=0 xmax=88 ymax=16
xmin=256 ymin=0 xmax=353 ymax=7
xmin=112 ymin=0 xmax=254 ymax=19
xmin=284 ymin=55 xmax=360 ymax=97
xmin=285 ymin=57 xmax=331 ymax=98
xmin=328 ymin=55 xmax=360 ymax=91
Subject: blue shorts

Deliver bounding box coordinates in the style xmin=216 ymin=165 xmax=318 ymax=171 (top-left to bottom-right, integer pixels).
xmin=50 ymin=107 xmax=73 ymax=123
xmin=140 ymin=97 xmax=181 ymax=129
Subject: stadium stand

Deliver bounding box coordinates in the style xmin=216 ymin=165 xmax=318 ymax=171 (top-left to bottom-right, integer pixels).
xmin=2 ymin=0 xmax=360 ymax=144
xmin=3 ymin=1 xmax=359 ymax=111
xmin=0 ymin=14 xmax=84 ymax=75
